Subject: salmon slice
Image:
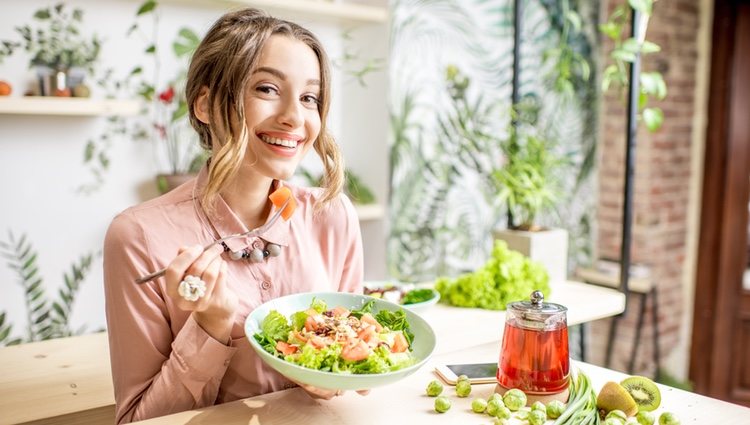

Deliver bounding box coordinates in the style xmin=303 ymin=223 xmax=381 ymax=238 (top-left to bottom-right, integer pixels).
xmin=268 ymin=186 xmax=297 ymax=221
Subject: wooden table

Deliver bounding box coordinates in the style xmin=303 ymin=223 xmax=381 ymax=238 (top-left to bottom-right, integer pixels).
xmin=0 ymin=332 xmax=114 ymax=425
xmin=0 ymin=280 xmax=623 ymax=425
xmin=131 ymin=342 xmax=750 ymax=424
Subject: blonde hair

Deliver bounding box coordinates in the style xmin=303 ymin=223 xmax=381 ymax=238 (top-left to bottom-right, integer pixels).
xmin=186 ymin=8 xmax=344 ymax=210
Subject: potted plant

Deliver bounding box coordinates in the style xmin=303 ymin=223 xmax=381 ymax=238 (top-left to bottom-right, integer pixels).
xmin=1 ymin=3 xmax=101 ymax=96
xmin=126 ymin=1 xmax=205 ymax=193
xmin=492 ymin=101 xmax=570 ymax=283
xmin=153 ymin=82 xmax=209 ymax=194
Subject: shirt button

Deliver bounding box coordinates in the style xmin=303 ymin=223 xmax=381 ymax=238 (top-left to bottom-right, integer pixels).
xmin=261 ymin=281 xmax=271 ymax=290
xmin=252 ymin=240 xmax=264 ymax=250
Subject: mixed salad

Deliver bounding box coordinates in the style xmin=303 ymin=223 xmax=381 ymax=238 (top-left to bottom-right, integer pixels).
xmin=253 ymin=298 xmax=416 ymax=374
xmin=364 ymin=284 xmax=437 ymax=305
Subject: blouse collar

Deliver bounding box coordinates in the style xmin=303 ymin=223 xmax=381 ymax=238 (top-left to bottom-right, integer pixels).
xmin=193 ymin=166 xmax=291 ymax=253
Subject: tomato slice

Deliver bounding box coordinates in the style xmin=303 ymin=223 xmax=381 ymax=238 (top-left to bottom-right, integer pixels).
xmin=341 ymin=340 xmax=370 ymax=361
xmin=391 ymin=332 xmax=408 ymax=353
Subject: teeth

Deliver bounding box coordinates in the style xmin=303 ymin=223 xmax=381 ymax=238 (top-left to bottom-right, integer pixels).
xmin=261 ymin=135 xmax=298 ymax=148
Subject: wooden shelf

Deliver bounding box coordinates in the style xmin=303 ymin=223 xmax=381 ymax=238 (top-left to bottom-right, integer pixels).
xmin=354 ymin=203 xmax=385 ymax=221
xmin=0 ymin=97 xmax=140 ymax=116
xmin=161 ymin=0 xmax=388 ymax=24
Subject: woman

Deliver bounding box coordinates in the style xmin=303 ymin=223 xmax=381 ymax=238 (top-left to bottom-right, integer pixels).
xmin=103 ymin=8 xmax=364 ymax=423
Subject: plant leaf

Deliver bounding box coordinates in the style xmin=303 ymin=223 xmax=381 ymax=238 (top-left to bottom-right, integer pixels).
xmin=136 ymin=0 xmax=157 ymax=16
xmin=643 ymin=107 xmax=663 ymax=131
xmin=641 ymin=40 xmax=661 ymax=54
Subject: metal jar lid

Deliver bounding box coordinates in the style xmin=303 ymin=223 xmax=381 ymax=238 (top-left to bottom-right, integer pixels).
xmin=507 ymin=290 xmax=568 ymax=329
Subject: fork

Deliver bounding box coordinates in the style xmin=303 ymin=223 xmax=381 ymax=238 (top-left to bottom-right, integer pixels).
xmin=134 ymin=197 xmax=290 ymax=284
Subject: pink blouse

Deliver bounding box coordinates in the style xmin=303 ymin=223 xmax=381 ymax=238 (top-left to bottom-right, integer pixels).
xmin=103 ymin=168 xmax=364 ymax=424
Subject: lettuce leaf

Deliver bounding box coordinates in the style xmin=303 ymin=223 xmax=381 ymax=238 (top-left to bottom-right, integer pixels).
xmin=435 ymin=240 xmax=550 ymax=310
xmin=375 ymin=309 xmax=414 ymax=347
xmin=254 ymin=310 xmax=291 ymax=353
xmin=310 ymin=297 xmax=327 ymax=313
xmin=349 ymin=299 xmax=375 ymax=319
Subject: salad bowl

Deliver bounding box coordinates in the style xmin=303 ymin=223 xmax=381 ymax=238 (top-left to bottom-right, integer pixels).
xmin=245 ymin=292 xmax=436 ymax=391
xmin=363 ymin=281 xmax=440 ymax=314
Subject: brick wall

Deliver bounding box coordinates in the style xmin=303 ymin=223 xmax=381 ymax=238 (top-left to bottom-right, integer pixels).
xmin=591 ymin=0 xmax=699 ymax=376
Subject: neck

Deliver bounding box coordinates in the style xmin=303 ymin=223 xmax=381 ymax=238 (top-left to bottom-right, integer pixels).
xmin=220 ymin=170 xmax=275 ymax=231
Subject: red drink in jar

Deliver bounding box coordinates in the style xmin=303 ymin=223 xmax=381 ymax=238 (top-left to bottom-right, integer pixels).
xmin=496 ymin=290 xmax=570 ymax=399
xmin=497 ymin=318 xmax=569 ymax=393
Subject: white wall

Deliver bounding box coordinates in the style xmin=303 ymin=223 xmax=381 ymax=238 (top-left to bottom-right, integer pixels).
xmin=0 ymin=0 xmax=388 ymax=339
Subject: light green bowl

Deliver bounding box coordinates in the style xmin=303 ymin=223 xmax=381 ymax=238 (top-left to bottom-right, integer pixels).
xmin=244 ymin=292 xmax=436 ymax=391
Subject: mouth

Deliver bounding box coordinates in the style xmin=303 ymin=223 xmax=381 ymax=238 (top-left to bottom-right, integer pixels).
xmin=259 ymin=134 xmax=302 ymax=150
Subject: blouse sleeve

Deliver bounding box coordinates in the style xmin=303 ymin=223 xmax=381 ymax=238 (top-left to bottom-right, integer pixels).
xmin=103 ymin=212 xmax=237 ymax=424
xmin=336 ymin=194 xmax=364 ymax=294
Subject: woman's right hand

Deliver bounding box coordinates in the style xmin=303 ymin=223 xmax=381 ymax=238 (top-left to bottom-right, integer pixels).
xmin=164 ymin=244 xmax=238 ymax=344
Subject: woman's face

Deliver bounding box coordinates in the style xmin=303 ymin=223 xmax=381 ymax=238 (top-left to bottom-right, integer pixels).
xmin=241 ymin=34 xmax=322 ymax=181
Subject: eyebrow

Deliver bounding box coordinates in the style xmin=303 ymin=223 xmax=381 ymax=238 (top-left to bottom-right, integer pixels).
xmin=254 ymin=66 xmax=320 ymax=86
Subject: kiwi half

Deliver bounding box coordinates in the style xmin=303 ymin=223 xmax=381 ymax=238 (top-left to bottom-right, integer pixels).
xmin=620 ymin=376 xmax=661 ymax=412
xmin=596 ymin=381 xmax=638 ymax=416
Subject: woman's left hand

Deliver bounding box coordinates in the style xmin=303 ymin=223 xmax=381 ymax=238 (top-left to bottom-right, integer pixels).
xmin=289 ymin=378 xmax=369 ymax=400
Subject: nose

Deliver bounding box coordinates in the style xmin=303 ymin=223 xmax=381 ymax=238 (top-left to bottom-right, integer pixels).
xmin=277 ymin=95 xmax=304 ymax=128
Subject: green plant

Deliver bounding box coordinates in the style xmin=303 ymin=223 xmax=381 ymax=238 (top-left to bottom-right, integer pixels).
xmin=0 ymin=231 xmax=95 ymax=345
xmin=542 ymin=0 xmax=591 ymax=97
xmin=494 ymin=99 xmax=568 ymax=231
xmin=600 ymin=0 xmax=667 ymax=131
xmin=79 ymin=1 xmax=205 ymax=192
xmin=299 ymin=168 xmax=376 ymax=205
xmin=0 ymin=3 xmax=100 ymax=71
xmin=435 ymin=240 xmax=550 ymax=310
xmin=333 ymin=29 xmax=384 ymax=87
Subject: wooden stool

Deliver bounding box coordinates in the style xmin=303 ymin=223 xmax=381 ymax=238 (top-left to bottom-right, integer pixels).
xmin=575 ymin=263 xmax=660 ymax=375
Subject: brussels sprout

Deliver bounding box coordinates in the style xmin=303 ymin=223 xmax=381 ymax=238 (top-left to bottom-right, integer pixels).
xmin=604 ymin=419 xmax=625 ymax=425
xmin=658 ymin=412 xmax=680 ymax=425
xmin=455 ymin=380 xmax=472 ymax=397
xmin=486 ymin=398 xmax=503 ymax=417
xmin=529 ymin=409 xmax=547 ymax=425
xmin=607 ymin=410 xmax=629 ymax=422
xmin=636 ymin=411 xmax=656 ymax=425
xmin=457 ymin=374 xmax=469 ymax=382
xmin=471 ymin=398 xmax=488 ymax=413
xmin=425 ymin=380 xmax=443 ymax=397
xmin=515 ymin=409 xmax=529 ymax=420
xmin=546 ymin=399 xmax=566 ymax=419
xmin=489 ymin=393 xmax=504 ymax=404
xmin=434 ymin=396 xmax=451 ymax=413
xmin=495 ymin=406 xmax=512 ymax=419
xmin=502 ymin=388 xmax=527 ymax=411
xmin=531 ymin=401 xmax=546 ymax=412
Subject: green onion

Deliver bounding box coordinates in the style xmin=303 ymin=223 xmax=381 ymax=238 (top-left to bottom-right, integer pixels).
xmin=554 ymin=370 xmax=600 ymax=425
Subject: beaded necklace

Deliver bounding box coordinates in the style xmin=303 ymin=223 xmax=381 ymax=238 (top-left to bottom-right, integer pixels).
xmin=191 ymin=180 xmax=282 ymax=263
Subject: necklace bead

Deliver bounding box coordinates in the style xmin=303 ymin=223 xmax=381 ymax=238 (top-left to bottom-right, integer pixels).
xmin=267 ymin=243 xmax=281 ymax=257
xmin=249 ymin=248 xmax=265 ymax=263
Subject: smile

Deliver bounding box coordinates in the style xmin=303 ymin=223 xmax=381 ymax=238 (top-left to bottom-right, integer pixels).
xmin=260 ymin=134 xmax=300 ymax=149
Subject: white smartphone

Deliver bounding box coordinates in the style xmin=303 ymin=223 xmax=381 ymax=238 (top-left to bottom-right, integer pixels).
xmin=434 ymin=362 xmax=498 ymax=385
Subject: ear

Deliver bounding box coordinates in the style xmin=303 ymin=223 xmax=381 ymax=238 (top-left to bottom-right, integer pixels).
xmin=193 ymin=86 xmax=210 ymax=124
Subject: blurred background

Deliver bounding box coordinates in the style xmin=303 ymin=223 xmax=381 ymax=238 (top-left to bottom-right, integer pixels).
xmin=0 ymin=0 xmax=747 ymax=407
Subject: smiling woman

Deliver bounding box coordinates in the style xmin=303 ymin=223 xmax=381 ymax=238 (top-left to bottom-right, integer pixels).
xmin=102 ymin=8 xmax=365 ymax=424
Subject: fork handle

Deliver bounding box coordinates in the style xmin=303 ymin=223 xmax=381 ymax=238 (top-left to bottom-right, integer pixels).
xmin=135 ymin=268 xmax=167 ymax=284
xmin=134 ymin=240 xmax=220 ymax=284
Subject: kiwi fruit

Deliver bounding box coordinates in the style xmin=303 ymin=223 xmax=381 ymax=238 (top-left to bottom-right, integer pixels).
xmin=620 ymin=376 xmax=661 ymax=412
xmin=597 ymin=381 xmax=639 ymax=417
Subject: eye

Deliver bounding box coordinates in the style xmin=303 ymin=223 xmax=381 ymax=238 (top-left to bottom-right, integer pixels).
xmin=255 ymin=84 xmax=279 ymax=96
xmin=301 ymin=94 xmax=320 ymax=107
